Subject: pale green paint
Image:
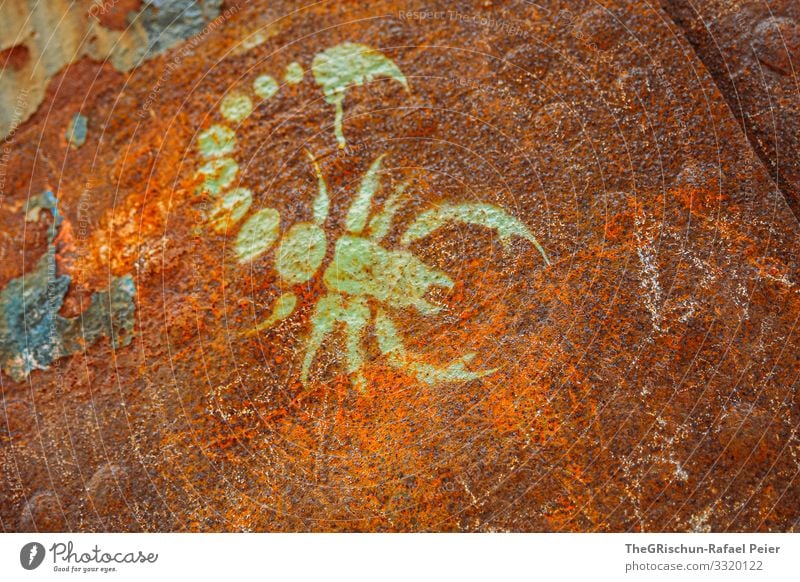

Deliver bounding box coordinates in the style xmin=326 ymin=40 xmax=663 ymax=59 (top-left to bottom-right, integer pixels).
xmin=250 ymin=292 xmax=297 ymax=333
xmin=186 ymin=43 xmax=550 ymax=392
xmin=401 ymin=202 xmax=551 ymax=265
xmin=276 ymin=222 xmax=326 ymax=284
xmin=220 ymin=92 xmax=254 ymax=123
xmin=301 ymin=288 xmax=493 ymax=390
xmin=198 ymin=124 xmax=236 ymax=158
xmin=253 ymin=74 xmax=279 ymax=100
xmin=235 ymin=207 xmax=280 ymax=263
xmin=302 ymin=294 xmax=342 ymax=386
xmin=312 ymin=43 xmax=409 ymax=147
xmin=284 ymin=62 xmax=304 ymax=85
xmin=196 ymin=157 xmax=238 ymax=196
xmin=367 ymin=180 xmax=409 ymax=241
xmin=209 ymin=187 xmax=252 ymax=233
xmin=306 ymin=151 xmax=329 ymax=225
xmin=345 ymin=154 xmax=385 ymax=234
xmin=1 ymin=192 xmax=136 ymax=382
xmin=324 ymin=235 xmax=452 ymax=316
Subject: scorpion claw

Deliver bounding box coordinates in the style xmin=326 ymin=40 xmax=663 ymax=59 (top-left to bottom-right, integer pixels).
xmin=401 ymin=201 xmax=551 ymax=265
xmin=414 ymin=352 xmax=498 ymax=386
xmin=374 ymin=309 xmax=497 ymax=385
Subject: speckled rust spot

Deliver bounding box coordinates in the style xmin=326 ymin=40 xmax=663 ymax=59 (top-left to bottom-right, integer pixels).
xmin=0 ymin=44 xmax=30 ymax=71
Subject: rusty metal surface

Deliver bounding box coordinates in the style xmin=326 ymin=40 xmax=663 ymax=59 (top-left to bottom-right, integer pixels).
xmin=0 ymin=0 xmax=798 ymax=532
xmin=663 ymin=0 xmax=800 ymax=216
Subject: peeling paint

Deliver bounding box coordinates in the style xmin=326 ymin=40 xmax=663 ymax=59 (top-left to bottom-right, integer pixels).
xmin=65 ymin=113 xmax=88 ymax=149
xmin=0 ymin=0 xmax=225 ymax=139
xmin=138 ymin=0 xmax=224 ymax=59
xmin=0 ymin=193 xmax=136 ymax=382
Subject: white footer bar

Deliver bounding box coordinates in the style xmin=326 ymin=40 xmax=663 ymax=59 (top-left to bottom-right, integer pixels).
xmin=1 ymin=533 xmax=797 ymax=581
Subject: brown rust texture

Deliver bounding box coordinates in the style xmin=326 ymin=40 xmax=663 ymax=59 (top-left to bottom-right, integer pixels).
xmin=1 ymin=0 xmax=799 ymax=531
xmin=663 ymin=0 xmax=800 ymax=216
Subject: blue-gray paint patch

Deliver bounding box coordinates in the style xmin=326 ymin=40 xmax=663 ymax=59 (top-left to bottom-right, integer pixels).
xmin=0 ymin=193 xmax=136 ymax=382
xmin=25 ymin=191 xmax=62 ymax=240
xmin=65 ymin=113 xmax=88 ymax=149
xmin=139 ymin=0 xmax=224 ymax=58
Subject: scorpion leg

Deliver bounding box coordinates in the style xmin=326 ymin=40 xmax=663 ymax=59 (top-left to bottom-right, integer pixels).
xmin=374 ymin=308 xmax=497 ymax=385
xmin=246 ymin=292 xmax=297 ymax=335
xmin=302 ymin=294 xmax=371 ymax=390
xmin=342 ymin=297 xmax=370 ymax=392
xmin=345 ymin=154 xmax=386 ymax=235
xmin=302 ymin=293 xmax=344 ymax=387
xmin=305 ymin=150 xmax=330 ymax=225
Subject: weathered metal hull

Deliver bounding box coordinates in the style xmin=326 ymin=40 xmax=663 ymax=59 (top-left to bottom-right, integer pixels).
xmin=1 ymin=0 xmax=798 ymax=532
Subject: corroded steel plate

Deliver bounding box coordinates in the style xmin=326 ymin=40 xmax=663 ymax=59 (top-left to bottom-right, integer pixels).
xmin=1 ymin=0 xmax=798 ymax=532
